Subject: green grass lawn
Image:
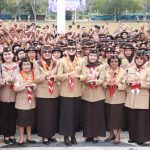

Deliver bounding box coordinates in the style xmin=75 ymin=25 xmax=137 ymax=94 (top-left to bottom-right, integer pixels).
xmin=4 ymin=20 xmax=149 ymax=34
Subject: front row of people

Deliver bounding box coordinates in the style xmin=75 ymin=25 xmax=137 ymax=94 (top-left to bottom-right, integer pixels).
xmin=0 ymin=44 xmax=150 ymax=146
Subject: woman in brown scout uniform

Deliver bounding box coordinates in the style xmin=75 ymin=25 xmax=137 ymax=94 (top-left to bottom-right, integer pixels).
xmin=80 ymin=40 xmax=96 ymax=65
xmin=102 ymin=47 xmax=115 ymax=70
xmin=34 ymin=45 xmax=59 ymax=145
xmin=51 ymin=46 xmax=63 ymax=132
xmin=52 ymin=47 xmax=63 ymax=61
xmin=104 ymin=55 xmax=126 ymax=144
xmin=81 ymin=50 xmax=106 ymax=143
xmin=15 ymin=48 xmax=26 ymax=64
xmin=125 ymin=50 xmax=150 ymax=145
xmin=121 ymin=43 xmax=135 ymax=70
xmin=26 ymin=46 xmax=38 ymax=62
xmin=0 ymin=47 xmax=19 ymax=144
xmin=57 ymin=40 xmax=83 ymax=146
xmin=98 ymin=45 xmax=107 ymax=64
xmin=14 ymin=58 xmax=37 ymax=146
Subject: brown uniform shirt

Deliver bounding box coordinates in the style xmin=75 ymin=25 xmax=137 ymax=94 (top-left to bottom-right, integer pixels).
xmin=81 ymin=64 xmax=105 ymax=102
xmin=14 ymin=73 xmax=36 ymax=110
xmin=125 ymin=66 xmax=150 ymax=109
xmin=0 ymin=63 xmax=19 ymax=103
xmin=57 ymin=56 xmax=84 ymax=97
xmin=104 ymin=67 xmax=126 ymax=104
xmin=34 ymin=60 xmax=60 ymax=99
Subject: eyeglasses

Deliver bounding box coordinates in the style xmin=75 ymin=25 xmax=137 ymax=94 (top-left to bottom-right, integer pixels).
xmin=135 ymin=57 xmax=144 ymax=60
xmin=43 ymin=50 xmax=51 ymax=54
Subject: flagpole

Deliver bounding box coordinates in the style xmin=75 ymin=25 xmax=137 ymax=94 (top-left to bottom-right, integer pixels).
xmin=57 ymin=0 xmax=66 ymax=33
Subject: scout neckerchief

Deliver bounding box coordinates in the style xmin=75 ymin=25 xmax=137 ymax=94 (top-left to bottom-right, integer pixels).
xmin=66 ymin=55 xmax=78 ymax=92
xmin=40 ymin=58 xmax=54 ymax=94
xmin=21 ymin=70 xmax=34 ymax=103
xmin=121 ymin=58 xmax=126 ymax=66
xmin=109 ymin=67 xmax=121 ymax=97
xmin=88 ymin=66 xmax=97 ymax=89
xmin=3 ymin=64 xmax=17 ymax=90
xmin=99 ymin=56 xmax=105 ymax=64
xmin=130 ymin=68 xmax=141 ymax=95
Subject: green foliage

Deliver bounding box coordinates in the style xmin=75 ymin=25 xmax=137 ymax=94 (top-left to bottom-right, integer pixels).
xmin=87 ymin=0 xmax=146 ymax=14
xmin=0 ymin=0 xmax=48 ymax=15
xmin=0 ymin=0 xmax=149 ymax=15
xmin=0 ymin=0 xmax=8 ymax=12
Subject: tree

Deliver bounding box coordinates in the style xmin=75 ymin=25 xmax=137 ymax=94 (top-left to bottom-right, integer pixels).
xmin=4 ymin=0 xmax=48 ymax=20
xmin=86 ymin=0 xmax=142 ymax=14
xmin=28 ymin=0 xmax=37 ymax=21
xmin=142 ymin=0 xmax=150 ymax=13
xmin=0 ymin=0 xmax=147 ymax=19
xmin=0 ymin=0 xmax=8 ymax=12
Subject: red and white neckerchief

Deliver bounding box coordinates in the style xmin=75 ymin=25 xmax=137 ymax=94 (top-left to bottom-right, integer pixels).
xmin=130 ymin=68 xmax=141 ymax=95
xmin=40 ymin=58 xmax=54 ymax=95
xmin=27 ymin=86 xmax=32 ymax=103
xmin=3 ymin=65 xmax=17 ymax=90
xmin=131 ymin=83 xmax=141 ymax=95
xmin=109 ymin=68 xmax=120 ymax=97
xmin=66 ymin=56 xmax=78 ymax=92
xmin=48 ymin=79 xmax=54 ymax=94
xmin=88 ymin=67 xmax=97 ymax=89
xmin=68 ymin=76 xmax=74 ymax=92
xmin=21 ymin=70 xmax=34 ymax=103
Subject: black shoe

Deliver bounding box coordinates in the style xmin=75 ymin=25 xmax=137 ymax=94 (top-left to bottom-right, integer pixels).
xmin=26 ymin=139 xmax=36 ymax=144
xmin=86 ymin=137 xmax=93 ymax=142
xmin=48 ymin=138 xmax=57 ymax=142
xmin=71 ymin=136 xmax=77 ymax=144
xmin=128 ymin=139 xmax=135 ymax=143
xmin=92 ymin=138 xmax=98 ymax=143
xmin=104 ymin=136 xmax=116 ymax=142
xmin=137 ymin=142 xmax=144 ymax=146
xmin=64 ymin=136 xmax=72 ymax=146
xmin=42 ymin=138 xmax=50 ymax=145
xmin=122 ymin=128 xmax=127 ymax=132
xmin=17 ymin=142 xmax=24 ymax=146
xmin=4 ymin=138 xmax=10 ymax=144
xmin=10 ymin=138 xmax=16 ymax=144
xmin=113 ymin=140 xmax=120 ymax=145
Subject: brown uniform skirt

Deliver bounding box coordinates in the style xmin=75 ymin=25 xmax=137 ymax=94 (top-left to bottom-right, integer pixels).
xmin=105 ymin=103 xmax=126 ymax=130
xmin=82 ymin=100 xmax=106 ymax=138
xmin=36 ymin=97 xmax=59 ymax=138
xmin=16 ymin=109 xmax=36 ymax=126
xmin=127 ymin=107 xmax=150 ymax=143
xmin=59 ymin=97 xmax=82 ymax=136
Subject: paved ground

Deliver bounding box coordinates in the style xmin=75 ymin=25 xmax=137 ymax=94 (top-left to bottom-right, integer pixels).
xmin=0 ymin=131 xmax=150 ymax=149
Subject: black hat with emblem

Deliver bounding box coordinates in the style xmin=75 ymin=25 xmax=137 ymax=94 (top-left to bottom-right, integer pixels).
xmin=123 ymin=43 xmax=134 ymax=49
xmin=26 ymin=46 xmax=38 ymax=53
xmin=16 ymin=47 xmax=25 ymax=54
xmin=81 ymin=40 xmax=96 ymax=49
xmin=135 ymin=49 xmax=146 ymax=57
xmin=105 ymin=47 xmax=115 ymax=52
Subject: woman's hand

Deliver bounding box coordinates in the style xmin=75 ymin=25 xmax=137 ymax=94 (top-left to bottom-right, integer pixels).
xmin=0 ymin=79 xmax=5 ymax=85
xmin=46 ymin=75 xmax=55 ymax=80
xmin=45 ymin=71 xmax=52 ymax=77
xmin=5 ymin=76 xmax=14 ymax=84
xmin=24 ymin=80 xmax=34 ymax=87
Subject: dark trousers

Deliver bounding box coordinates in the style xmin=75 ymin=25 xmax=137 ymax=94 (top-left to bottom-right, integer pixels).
xmin=0 ymin=102 xmax=16 ymax=137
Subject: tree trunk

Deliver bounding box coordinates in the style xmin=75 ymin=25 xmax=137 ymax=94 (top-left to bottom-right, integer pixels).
xmin=28 ymin=0 xmax=36 ymax=21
